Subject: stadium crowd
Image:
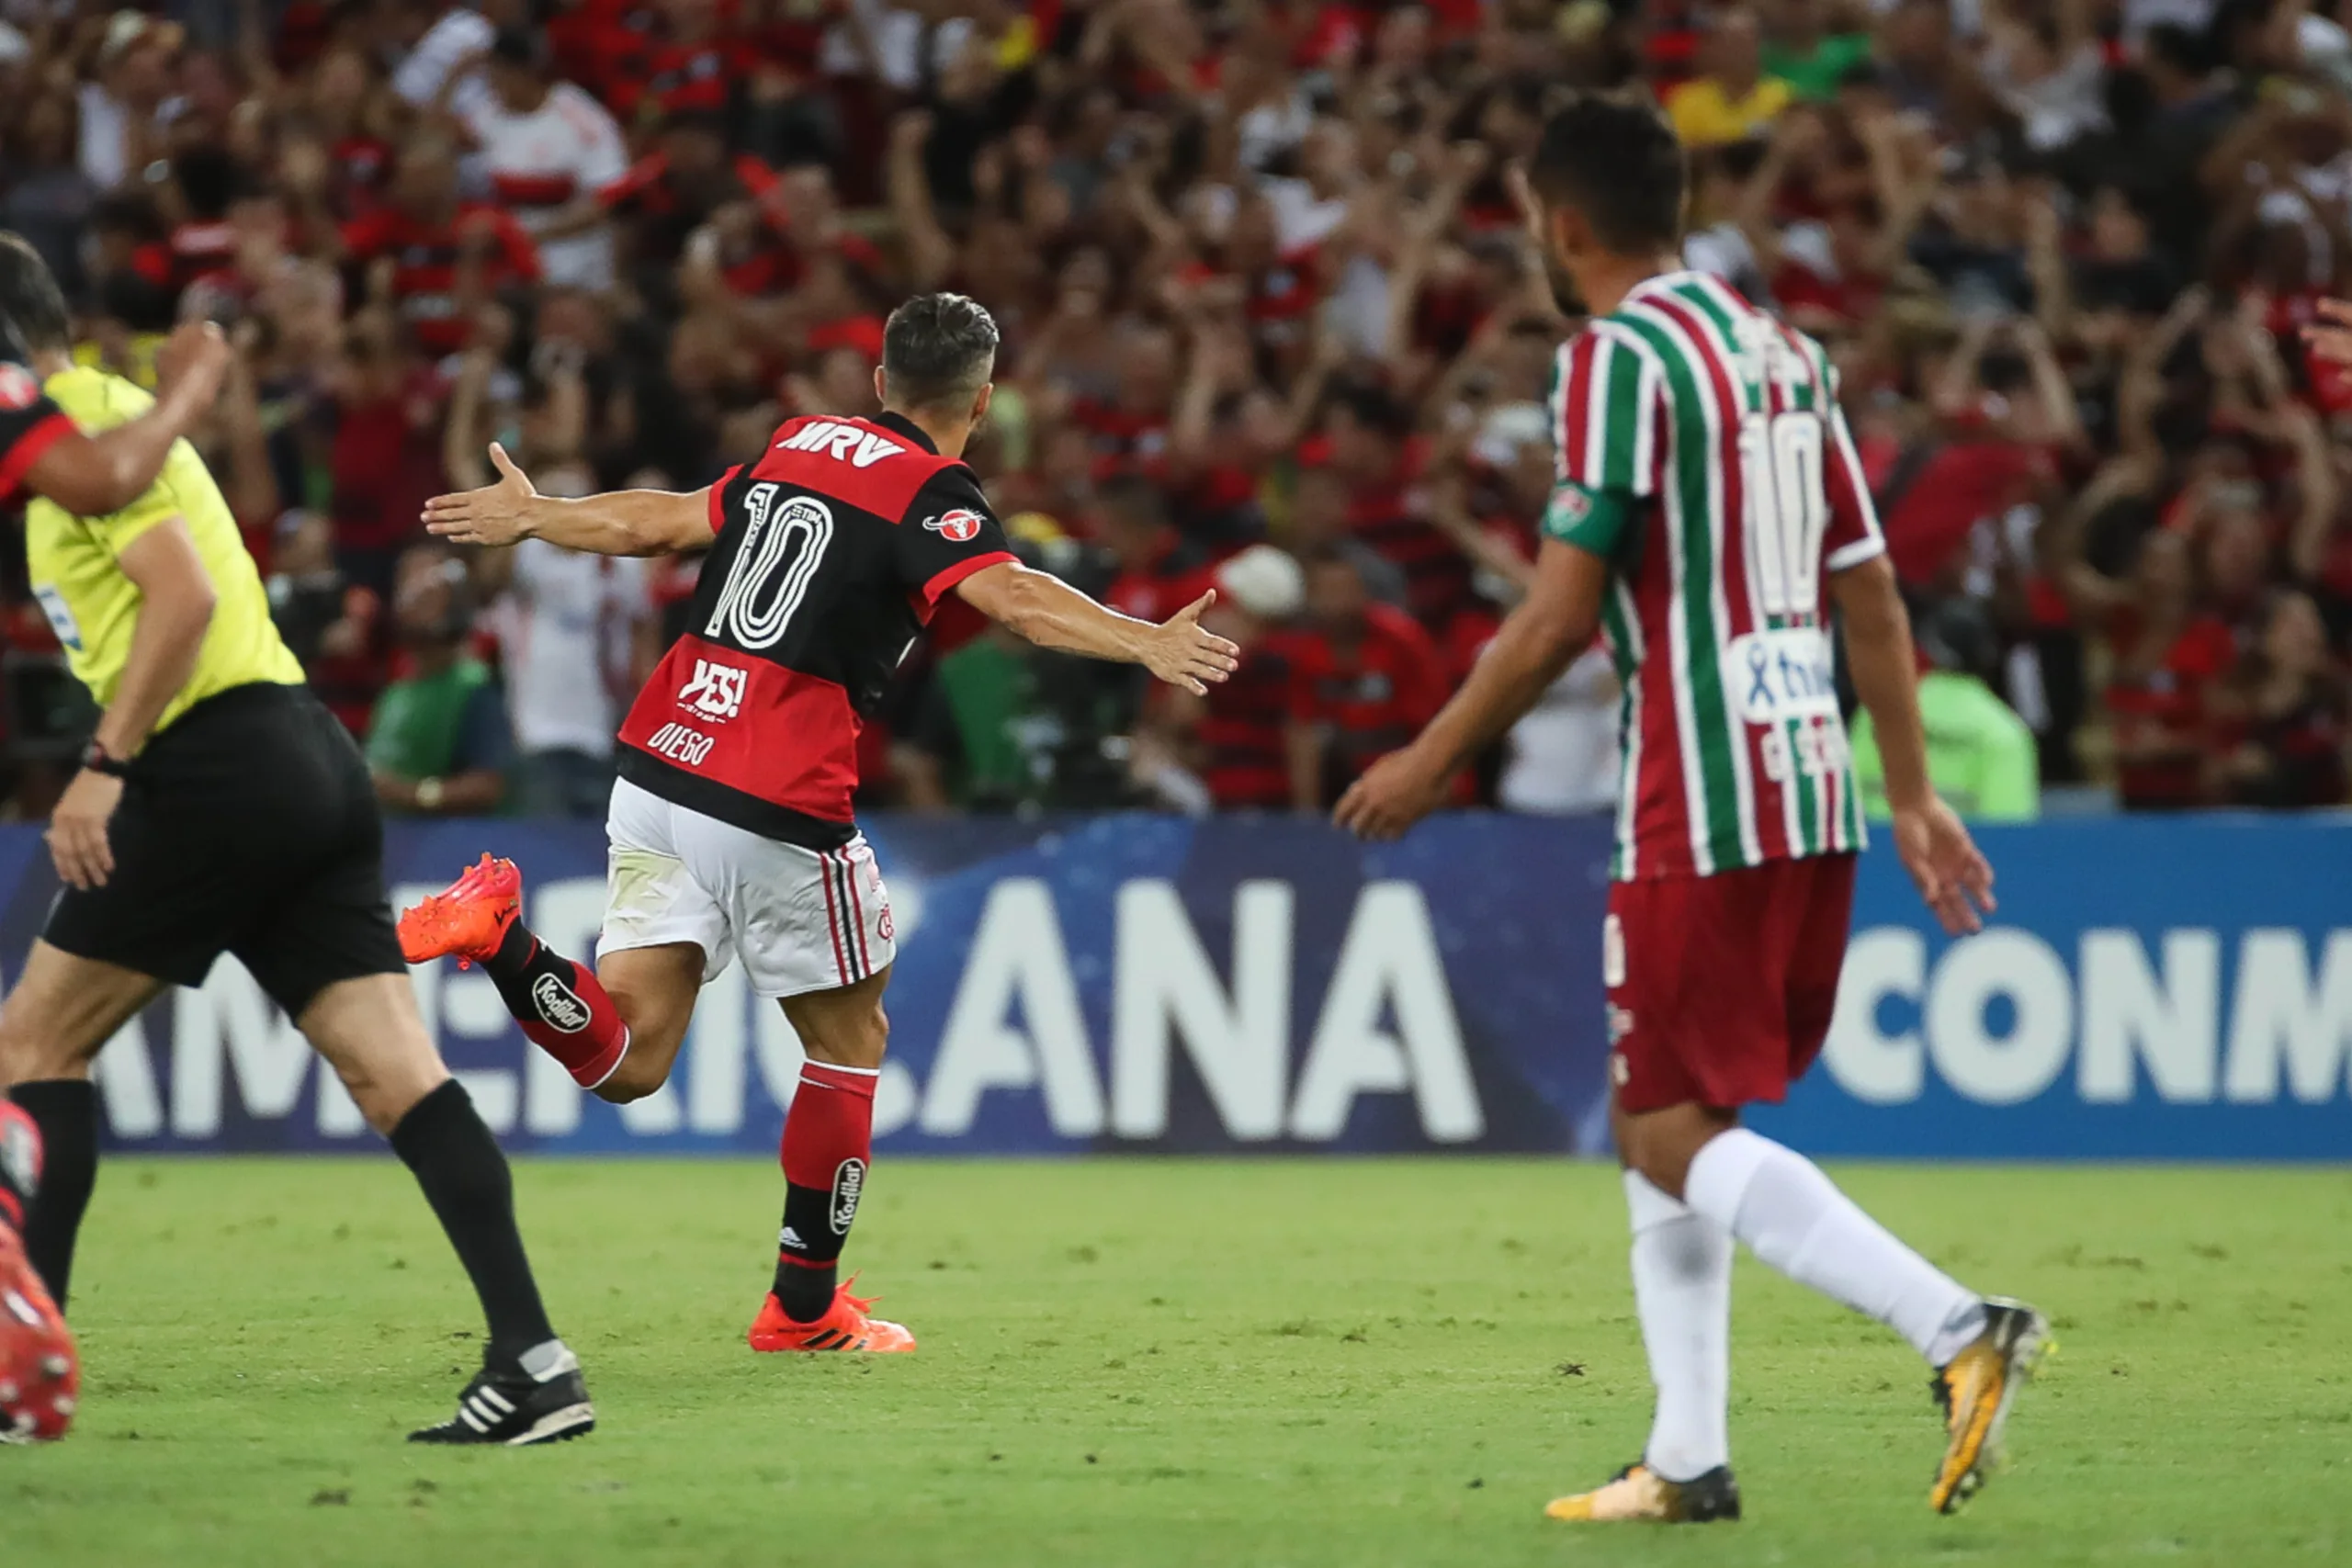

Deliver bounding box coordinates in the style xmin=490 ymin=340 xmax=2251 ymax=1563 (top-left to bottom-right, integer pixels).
xmin=1 ymin=0 xmax=2349 ymax=820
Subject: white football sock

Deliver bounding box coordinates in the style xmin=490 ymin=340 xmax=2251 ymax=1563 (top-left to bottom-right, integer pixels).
xmin=1682 ymin=1128 xmax=1986 ymax=1367
xmin=1624 ymin=1170 xmax=1733 ymax=1482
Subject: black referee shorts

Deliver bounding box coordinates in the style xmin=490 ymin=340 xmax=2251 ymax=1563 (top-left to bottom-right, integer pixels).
xmin=42 ymin=682 xmax=407 ymax=1015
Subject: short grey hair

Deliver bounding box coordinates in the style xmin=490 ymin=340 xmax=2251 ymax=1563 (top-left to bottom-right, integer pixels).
xmin=882 ymin=292 xmax=1000 ymax=411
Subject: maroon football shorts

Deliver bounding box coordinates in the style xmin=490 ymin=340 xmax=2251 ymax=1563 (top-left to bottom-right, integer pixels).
xmin=1603 ymin=852 xmax=1860 ymax=1113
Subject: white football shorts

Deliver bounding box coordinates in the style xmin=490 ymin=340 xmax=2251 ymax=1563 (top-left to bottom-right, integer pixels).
xmin=599 ymin=776 xmax=896 ymax=998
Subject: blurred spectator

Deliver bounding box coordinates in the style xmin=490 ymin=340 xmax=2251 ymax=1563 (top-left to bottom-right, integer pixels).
xmin=2214 ymin=589 xmax=2349 ymax=806
xmin=79 ymin=13 xmax=183 ymax=192
xmin=1758 ymin=0 xmax=1871 ymax=103
xmin=323 ymin=304 xmax=445 ymax=598
xmin=266 ymin=510 xmax=384 ymax=737
xmin=448 ymin=340 xmax=653 ymax=818
xmin=1141 ymin=542 xmax=1306 ymax=813
xmin=1098 ymin=474 xmax=1213 ymax=622
xmin=1285 ymin=547 xmax=1448 ymax=811
xmin=340 ymin=132 xmax=543 ymax=359
xmin=3 ymin=96 xmax=96 ymax=299
xmin=368 ymin=546 xmax=510 ymax=817
xmin=1852 ymin=599 xmax=2041 ymax=823
xmin=2054 ymin=465 xmax=2238 ymax=810
xmin=1498 ymin=646 xmax=1623 ymax=817
xmin=457 ymin=31 xmax=630 ymax=294
xmin=1668 ymin=9 xmax=1794 ymax=148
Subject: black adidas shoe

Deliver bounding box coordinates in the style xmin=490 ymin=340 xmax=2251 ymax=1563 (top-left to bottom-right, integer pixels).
xmin=409 ymin=1341 xmax=594 ymax=1447
xmin=1545 ymin=1461 xmax=1742 ymax=1522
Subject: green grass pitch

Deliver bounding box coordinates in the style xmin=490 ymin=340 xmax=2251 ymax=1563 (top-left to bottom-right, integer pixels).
xmin=7 ymin=1158 xmax=2350 ymax=1566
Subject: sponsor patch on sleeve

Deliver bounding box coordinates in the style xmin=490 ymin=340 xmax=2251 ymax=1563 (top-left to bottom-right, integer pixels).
xmin=924 ymin=508 xmax=984 ymax=544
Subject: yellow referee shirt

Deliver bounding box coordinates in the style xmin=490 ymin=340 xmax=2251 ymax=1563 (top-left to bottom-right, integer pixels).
xmin=26 ymin=367 xmax=304 ymax=739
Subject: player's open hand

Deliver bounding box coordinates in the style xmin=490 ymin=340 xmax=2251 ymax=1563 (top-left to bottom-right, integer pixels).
xmin=424 ymin=443 xmax=539 ymax=547
xmin=1891 ymin=796 xmax=1996 ymax=936
xmin=1145 ymin=591 xmax=1240 ymax=695
xmin=47 ymin=768 xmax=123 ymax=892
xmin=2301 ymin=298 xmax=2352 ymax=368
xmin=1333 ymin=747 xmax=1447 ymax=842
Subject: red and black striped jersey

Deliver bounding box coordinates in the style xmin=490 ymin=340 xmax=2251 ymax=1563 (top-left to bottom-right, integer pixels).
xmin=1196 ymin=639 xmax=1296 ymax=809
xmin=340 ymin=206 xmax=544 ymax=355
xmin=616 ymin=411 xmax=1016 ymax=848
xmin=0 ymin=357 xmax=73 ymax=504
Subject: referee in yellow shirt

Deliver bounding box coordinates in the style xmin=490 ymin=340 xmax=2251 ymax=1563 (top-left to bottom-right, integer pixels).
xmin=0 ymin=233 xmax=594 ymax=1446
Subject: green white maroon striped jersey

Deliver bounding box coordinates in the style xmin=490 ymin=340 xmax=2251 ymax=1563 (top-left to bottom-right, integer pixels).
xmin=1542 ymin=271 xmax=1886 ymax=882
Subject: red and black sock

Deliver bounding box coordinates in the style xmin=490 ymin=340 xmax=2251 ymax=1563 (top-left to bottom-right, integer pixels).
xmin=772 ymin=1063 xmax=878 ymax=1323
xmin=481 ymin=920 xmax=629 ymax=1089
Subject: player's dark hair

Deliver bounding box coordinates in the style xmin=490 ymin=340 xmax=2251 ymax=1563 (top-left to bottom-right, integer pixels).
xmin=1526 ymin=94 xmax=1688 ymax=255
xmin=882 ymin=292 xmax=1000 ymax=413
xmin=0 ymin=232 xmax=71 ymax=355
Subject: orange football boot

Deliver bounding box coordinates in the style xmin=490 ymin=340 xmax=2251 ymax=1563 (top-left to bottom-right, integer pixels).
xmin=0 ymin=1106 xmax=77 ymax=1444
xmin=0 ymin=1227 xmax=75 ymax=1443
xmin=399 ymin=854 xmax=523 ymax=967
xmin=747 ymin=1280 xmax=916 ymax=1354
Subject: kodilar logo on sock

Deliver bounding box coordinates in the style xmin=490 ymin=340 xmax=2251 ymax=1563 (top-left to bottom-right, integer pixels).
xmin=530 ymin=971 xmax=592 ymax=1034
xmin=829 ymin=1158 xmax=865 ymax=1235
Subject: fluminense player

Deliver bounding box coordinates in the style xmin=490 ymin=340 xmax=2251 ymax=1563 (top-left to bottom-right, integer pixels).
xmin=399 ymin=293 xmax=1238 ymax=1356
xmin=1335 ymin=96 xmax=2046 ymax=1522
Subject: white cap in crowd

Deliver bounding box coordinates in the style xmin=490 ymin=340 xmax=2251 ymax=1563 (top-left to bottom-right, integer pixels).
xmin=1216 ymin=544 xmax=1306 ymax=622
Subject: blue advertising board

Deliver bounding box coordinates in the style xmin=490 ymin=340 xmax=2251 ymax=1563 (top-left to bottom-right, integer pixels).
xmin=6 ymin=813 xmax=2345 ymax=1161
xmin=1755 ymin=817 xmax=2352 ymax=1160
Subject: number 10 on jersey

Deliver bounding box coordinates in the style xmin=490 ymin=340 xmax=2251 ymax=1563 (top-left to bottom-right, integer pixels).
xmin=1737 ymin=412 xmax=1827 ymax=619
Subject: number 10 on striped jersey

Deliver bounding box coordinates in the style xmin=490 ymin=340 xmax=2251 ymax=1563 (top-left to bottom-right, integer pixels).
xmin=1736 ymin=412 xmax=1827 ymax=618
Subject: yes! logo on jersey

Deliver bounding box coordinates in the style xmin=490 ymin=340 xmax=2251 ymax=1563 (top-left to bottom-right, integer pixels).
xmin=0 ymin=364 xmax=40 ymax=412
xmin=678 ymin=657 xmax=748 ymax=722
xmin=924 ymin=509 xmax=984 ymax=544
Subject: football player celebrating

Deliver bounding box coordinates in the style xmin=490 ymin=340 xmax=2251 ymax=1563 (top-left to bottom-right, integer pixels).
xmin=402 ymin=293 xmax=1237 ymax=1355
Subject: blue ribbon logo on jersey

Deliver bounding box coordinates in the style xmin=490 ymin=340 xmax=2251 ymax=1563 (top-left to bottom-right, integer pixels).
xmin=1729 ymin=628 xmax=1839 ymax=724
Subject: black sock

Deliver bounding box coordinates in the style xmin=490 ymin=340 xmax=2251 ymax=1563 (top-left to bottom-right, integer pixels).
xmin=10 ymin=1080 xmax=96 ymax=1308
xmin=389 ymin=1079 xmax=558 ymax=1366
xmin=772 ymin=1185 xmax=846 ymax=1322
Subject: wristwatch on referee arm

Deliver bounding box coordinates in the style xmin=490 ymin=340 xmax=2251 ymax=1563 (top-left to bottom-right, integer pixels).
xmin=79 ymin=739 xmax=130 ymax=778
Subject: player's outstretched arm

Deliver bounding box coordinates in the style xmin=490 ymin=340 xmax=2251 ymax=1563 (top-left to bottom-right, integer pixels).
xmin=423 ymin=443 xmax=712 ymax=557
xmin=1831 ymin=552 xmax=1996 ymax=936
xmin=1336 ymin=537 xmax=1607 ymax=840
xmin=24 ymin=322 xmax=233 ymax=518
xmin=954 ymin=561 xmax=1239 ymax=694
